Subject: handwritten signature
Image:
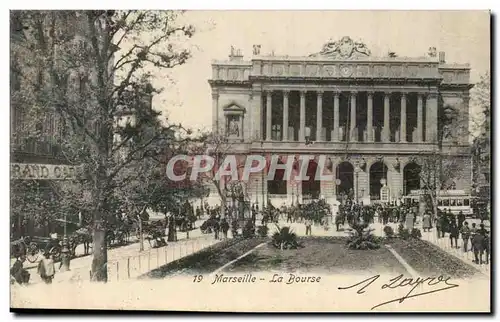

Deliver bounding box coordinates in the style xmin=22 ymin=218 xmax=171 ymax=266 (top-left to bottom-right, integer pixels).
xmin=338 ymin=274 xmax=459 ymax=310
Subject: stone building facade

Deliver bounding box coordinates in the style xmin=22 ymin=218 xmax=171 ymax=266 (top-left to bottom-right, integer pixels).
xmin=208 ymin=37 xmax=473 ymax=206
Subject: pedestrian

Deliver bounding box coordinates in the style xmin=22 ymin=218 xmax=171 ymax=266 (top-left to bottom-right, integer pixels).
xmin=382 ymin=209 xmax=389 ymax=226
xmin=439 ymin=214 xmax=447 ymax=238
xmin=449 ymin=220 xmax=459 ymax=248
xmin=422 ymin=212 xmax=431 ymax=232
xmin=471 ymin=232 xmax=485 ymax=264
xmin=482 ymin=231 xmax=490 ymax=265
xmin=221 ymin=218 xmax=229 ymax=239
xmin=213 ymin=216 xmax=220 ymax=240
xmin=38 ymin=252 xmax=56 ymax=284
xmin=460 ymin=221 xmax=471 ymax=252
xmin=435 ymin=215 xmax=442 ymax=239
xmin=305 ymin=218 xmax=312 ymax=236
xmin=335 ymin=214 xmax=342 ymax=232
xmin=457 ymin=211 xmax=465 ymax=230
xmin=470 ymin=223 xmax=478 ymax=253
xmin=11 ymin=255 xmax=30 ymax=285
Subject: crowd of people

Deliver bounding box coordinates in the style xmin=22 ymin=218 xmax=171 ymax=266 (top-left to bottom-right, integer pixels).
xmin=426 ymin=208 xmax=490 ymax=265
xmin=11 ymin=197 xmax=490 ymax=286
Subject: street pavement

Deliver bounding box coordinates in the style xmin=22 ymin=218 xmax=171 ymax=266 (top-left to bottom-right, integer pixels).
xmin=20 ymin=218 xmax=222 ymax=285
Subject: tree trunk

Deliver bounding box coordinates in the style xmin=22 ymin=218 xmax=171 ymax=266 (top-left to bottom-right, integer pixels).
xmin=138 ymin=215 xmax=144 ymax=252
xmin=91 ymin=217 xmax=107 ymax=282
xmin=167 ymin=217 xmax=176 ymax=242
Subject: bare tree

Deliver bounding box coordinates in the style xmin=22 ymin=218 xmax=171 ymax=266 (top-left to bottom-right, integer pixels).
xmin=196 ymin=133 xmax=251 ymax=217
xmin=11 ymin=10 xmax=196 ymax=282
xmin=411 ymin=93 xmax=472 ymax=217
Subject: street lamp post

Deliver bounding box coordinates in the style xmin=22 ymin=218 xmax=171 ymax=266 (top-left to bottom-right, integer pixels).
xmin=260 ymin=140 xmax=265 ymax=209
xmin=60 ymin=212 xmax=70 ymax=272
xmin=354 ymin=167 xmax=361 ymax=204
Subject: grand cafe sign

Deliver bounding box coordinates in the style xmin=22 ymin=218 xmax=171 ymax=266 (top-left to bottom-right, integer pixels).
xmin=11 ymin=163 xmax=81 ymax=180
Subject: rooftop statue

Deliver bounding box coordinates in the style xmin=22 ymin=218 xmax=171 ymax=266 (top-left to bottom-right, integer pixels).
xmin=309 ymin=36 xmax=371 ymax=59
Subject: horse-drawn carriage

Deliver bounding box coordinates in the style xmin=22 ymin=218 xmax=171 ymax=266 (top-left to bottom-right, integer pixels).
xmin=10 ymin=235 xmax=63 ymax=263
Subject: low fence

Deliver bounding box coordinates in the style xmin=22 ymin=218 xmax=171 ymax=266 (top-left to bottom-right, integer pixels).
xmin=105 ymin=237 xmax=221 ymax=282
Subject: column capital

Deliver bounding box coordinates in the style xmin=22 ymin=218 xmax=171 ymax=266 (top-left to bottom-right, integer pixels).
xmin=417 ymin=91 xmax=427 ymax=97
xmin=211 ymin=92 xmax=219 ymax=99
xmin=333 ymin=90 xmax=341 ymax=97
xmin=266 ymin=90 xmax=273 ymax=97
xmin=283 ymin=90 xmax=290 ymax=97
xmin=428 ymin=91 xmax=439 ymax=99
xmin=299 ymin=89 xmax=307 ymax=96
xmin=317 ymin=90 xmax=324 ymax=96
xmin=367 ymin=90 xmax=375 ymax=97
xmin=401 ymin=91 xmax=408 ymax=98
xmin=383 ymin=90 xmax=392 ymax=96
xmin=350 ymin=90 xmax=358 ymax=96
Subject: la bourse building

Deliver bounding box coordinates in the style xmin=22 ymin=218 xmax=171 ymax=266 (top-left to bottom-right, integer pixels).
xmin=208 ymin=36 xmax=473 ymax=207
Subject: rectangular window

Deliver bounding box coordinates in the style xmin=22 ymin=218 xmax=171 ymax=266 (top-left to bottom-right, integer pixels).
xmin=272 ymin=124 xmax=282 ymax=141
xmin=464 ymin=199 xmax=470 ymax=206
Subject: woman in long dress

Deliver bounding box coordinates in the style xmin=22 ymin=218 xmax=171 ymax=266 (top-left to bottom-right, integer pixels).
xmin=38 ymin=252 xmax=55 ymax=284
xmin=422 ymin=212 xmax=431 ymax=232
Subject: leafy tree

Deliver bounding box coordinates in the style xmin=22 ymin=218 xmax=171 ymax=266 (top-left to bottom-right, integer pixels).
xmin=471 ymin=72 xmax=490 ymax=182
xmin=471 ymin=71 xmax=490 ymax=217
xmin=11 ymin=10 xmax=196 ymax=282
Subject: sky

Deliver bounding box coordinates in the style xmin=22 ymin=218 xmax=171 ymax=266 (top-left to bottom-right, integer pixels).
xmin=150 ymin=10 xmax=490 ymax=131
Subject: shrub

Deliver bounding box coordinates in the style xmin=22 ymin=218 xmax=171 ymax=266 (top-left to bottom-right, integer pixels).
xmin=272 ymin=225 xmax=299 ymax=250
xmin=346 ymin=222 xmax=382 ymax=250
xmin=411 ymin=228 xmax=422 ymax=239
xmin=242 ymin=220 xmax=255 ymax=239
xmin=383 ymin=225 xmax=395 ymax=238
xmin=257 ymin=225 xmax=269 ymax=237
xmin=397 ymin=223 xmax=405 ymax=236
xmin=398 ymin=226 xmax=410 ymax=240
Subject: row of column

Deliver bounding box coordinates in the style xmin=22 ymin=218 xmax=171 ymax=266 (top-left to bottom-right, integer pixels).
xmin=263 ymin=90 xmax=438 ymax=143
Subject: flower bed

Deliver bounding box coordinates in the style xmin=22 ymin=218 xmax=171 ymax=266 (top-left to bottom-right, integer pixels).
xmin=141 ymin=237 xmax=268 ymax=279
xmin=387 ymin=238 xmax=480 ymax=279
xmin=227 ymin=236 xmax=407 ymax=275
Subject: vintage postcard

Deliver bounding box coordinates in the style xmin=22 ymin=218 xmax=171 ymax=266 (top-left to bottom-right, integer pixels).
xmin=10 ymin=10 xmax=491 ymax=313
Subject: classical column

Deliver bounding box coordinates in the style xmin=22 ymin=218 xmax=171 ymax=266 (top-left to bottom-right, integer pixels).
xmin=266 ymin=91 xmax=272 ymax=141
xmin=282 ymin=90 xmax=289 ymax=141
xmin=367 ymin=91 xmax=374 ymax=142
xmin=332 ymin=91 xmax=340 ymax=141
xmin=426 ymin=91 xmax=438 ymax=143
xmin=400 ymin=92 xmax=407 ymax=143
xmin=251 ymin=90 xmax=262 ymax=140
xmin=383 ymin=91 xmax=391 ymax=142
xmin=350 ymin=91 xmax=357 ymax=141
xmin=212 ymin=91 xmax=219 ymax=135
xmin=417 ymin=92 xmax=424 ymax=142
xmin=316 ymin=90 xmax=323 ymax=141
xmin=299 ymin=90 xmax=306 ymax=141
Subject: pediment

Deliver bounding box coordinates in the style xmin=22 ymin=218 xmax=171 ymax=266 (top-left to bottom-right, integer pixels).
xmin=222 ymin=101 xmax=246 ymax=113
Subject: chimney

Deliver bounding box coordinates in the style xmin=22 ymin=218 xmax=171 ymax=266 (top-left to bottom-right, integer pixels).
xmin=439 ymin=51 xmax=446 ymax=63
